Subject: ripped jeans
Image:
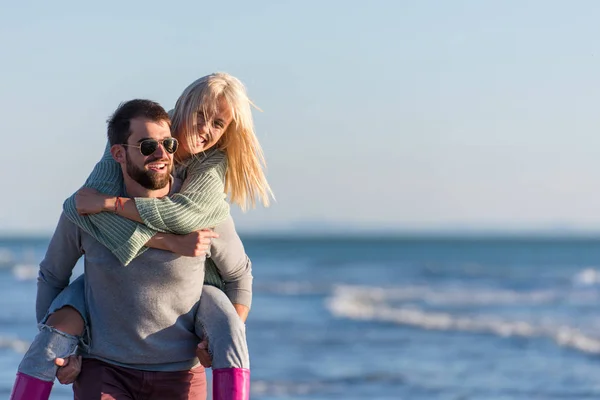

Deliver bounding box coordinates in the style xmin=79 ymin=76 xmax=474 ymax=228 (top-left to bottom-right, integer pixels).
xmin=17 ymin=324 xmax=80 ymax=381
xmin=196 ymin=285 xmax=249 ymax=370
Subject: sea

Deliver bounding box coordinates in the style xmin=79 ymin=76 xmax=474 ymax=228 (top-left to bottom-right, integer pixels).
xmin=2 ymin=235 xmax=600 ymax=399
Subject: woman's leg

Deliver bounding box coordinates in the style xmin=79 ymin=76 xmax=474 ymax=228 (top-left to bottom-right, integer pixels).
xmin=195 ymin=285 xmax=250 ymax=400
xmin=45 ymin=306 xmax=85 ymax=336
xmin=10 ymin=275 xmax=87 ymax=400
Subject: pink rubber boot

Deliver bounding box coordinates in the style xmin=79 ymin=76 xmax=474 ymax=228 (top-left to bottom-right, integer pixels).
xmin=9 ymin=372 xmax=53 ymax=400
xmin=212 ymin=368 xmax=250 ymax=400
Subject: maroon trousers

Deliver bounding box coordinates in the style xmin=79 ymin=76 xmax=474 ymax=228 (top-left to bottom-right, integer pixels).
xmin=73 ymin=358 xmax=207 ymax=400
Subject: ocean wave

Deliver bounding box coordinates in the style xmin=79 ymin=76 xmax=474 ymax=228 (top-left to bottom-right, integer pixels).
xmin=11 ymin=264 xmax=38 ymax=281
xmin=326 ymin=285 xmax=600 ymax=355
xmin=329 ymin=284 xmax=562 ymax=306
xmin=573 ymin=268 xmax=600 ymax=286
xmin=258 ymin=278 xmax=600 ymax=306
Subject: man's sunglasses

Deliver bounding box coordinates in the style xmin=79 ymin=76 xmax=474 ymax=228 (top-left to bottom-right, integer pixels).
xmin=122 ymin=138 xmax=179 ymax=156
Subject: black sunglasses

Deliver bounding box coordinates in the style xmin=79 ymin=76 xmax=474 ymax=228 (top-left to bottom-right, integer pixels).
xmin=122 ymin=138 xmax=179 ymax=156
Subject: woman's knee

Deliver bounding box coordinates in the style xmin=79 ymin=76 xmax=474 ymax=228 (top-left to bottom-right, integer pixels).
xmin=217 ymin=312 xmax=246 ymax=341
xmin=45 ymin=306 xmax=85 ymax=336
xmin=199 ymin=309 xmax=245 ymax=341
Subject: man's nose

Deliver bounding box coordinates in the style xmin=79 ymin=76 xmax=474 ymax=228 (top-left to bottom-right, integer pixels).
xmin=153 ymin=142 xmax=169 ymax=158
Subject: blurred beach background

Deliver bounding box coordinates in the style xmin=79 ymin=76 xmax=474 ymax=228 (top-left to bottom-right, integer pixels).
xmin=5 ymin=237 xmax=600 ymax=399
xmin=4 ymin=0 xmax=600 ymax=399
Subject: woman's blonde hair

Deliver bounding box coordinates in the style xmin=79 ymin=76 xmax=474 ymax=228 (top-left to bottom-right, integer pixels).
xmin=171 ymin=72 xmax=274 ymax=210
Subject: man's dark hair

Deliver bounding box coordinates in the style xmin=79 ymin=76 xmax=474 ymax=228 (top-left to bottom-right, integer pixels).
xmin=107 ymin=99 xmax=171 ymax=145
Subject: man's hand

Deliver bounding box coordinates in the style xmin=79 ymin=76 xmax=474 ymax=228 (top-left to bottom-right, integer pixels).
xmin=55 ymin=355 xmax=82 ymax=385
xmin=196 ymin=338 xmax=212 ymax=368
xmin=165 ymin=230 xmax=219 ymax=257
xmin=75 ymin=188 xmax=111 ymax=215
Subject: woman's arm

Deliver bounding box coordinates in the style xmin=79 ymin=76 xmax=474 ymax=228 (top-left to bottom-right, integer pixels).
xmin=146 ymin=230 xmax=219 ymax=257
xmin=75 ymin=150 xmax=231 ymax=234
xmin=124 ymin=151 xmax=230 ymax=233
xmin=62 ymin=142 xmax=157 ymax=265
xmin=65 ymin=146 xmax=230 ymax=265
xmin=80 ymin=141 xmax=123 ymax=195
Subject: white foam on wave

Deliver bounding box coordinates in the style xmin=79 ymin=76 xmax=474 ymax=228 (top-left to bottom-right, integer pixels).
xmin=572 ymin=268 xmax=600 ymax=286
xmin=0 ymin=336 xmax=29 ymax=353
xmin=331 ymin=284 xmax=560 ymax=306
xmin=11 ymin=264 xmax=38 ymax=281
xmin=326 ymin=285 xmax=600 ymax=355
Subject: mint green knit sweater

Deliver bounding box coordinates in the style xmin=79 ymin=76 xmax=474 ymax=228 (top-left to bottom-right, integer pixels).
xmin=62 ymin=143 xmax=230 ymax=288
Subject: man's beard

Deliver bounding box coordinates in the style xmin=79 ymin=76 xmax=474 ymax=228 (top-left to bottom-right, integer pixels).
xmin=125 ymin=154 xmax=172 ymax=190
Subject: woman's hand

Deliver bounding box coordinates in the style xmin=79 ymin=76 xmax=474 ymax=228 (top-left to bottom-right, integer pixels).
xmin=55 ymin=355 xmax=82 ymax=384
xmin=166 ymin=230 xmax=219 ymax=257
xmin=196 ymin=338 xmax=212 ymax=368
xmin=75 ymin=188 xmax=112 ymax=215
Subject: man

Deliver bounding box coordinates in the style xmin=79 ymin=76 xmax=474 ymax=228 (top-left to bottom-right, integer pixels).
xmin=14 ymin=99 xmax=251 ymax=399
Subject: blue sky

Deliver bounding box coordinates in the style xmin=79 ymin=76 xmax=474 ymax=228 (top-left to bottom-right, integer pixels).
xmin=2 ymin=0 xmax=600 ymax=234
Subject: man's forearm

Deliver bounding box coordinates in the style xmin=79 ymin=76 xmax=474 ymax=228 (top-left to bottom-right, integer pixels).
xmin=36 ymin=214 xmax=83 ymax=322
xmin=36 ymin=282 xmax=65 ymax=323
xmin=233 ymin=304 xmax=249 ymax=323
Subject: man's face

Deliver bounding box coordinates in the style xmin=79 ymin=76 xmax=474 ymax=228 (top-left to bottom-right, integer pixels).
xmin=124 ymin=117 xmax=174 ymax=190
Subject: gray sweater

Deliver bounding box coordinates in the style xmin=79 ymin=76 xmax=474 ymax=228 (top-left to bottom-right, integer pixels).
xmin=36 ymin=213 xmax=252 ymax=371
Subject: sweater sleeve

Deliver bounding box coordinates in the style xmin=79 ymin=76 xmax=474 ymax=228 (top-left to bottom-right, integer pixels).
xmin=62 ymin=142 xmax=157 ymax=265
xmin=36 ymin=213 xmax=84 ymax=323
xmin=133 ymin=150 xmax=230 ymax=234
xmin=208 ymin=217 xmax=253 ymax=308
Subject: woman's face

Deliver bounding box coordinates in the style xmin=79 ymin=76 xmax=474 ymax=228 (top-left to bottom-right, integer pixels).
xmin=181 ymin=97 xmax=234 ymax=155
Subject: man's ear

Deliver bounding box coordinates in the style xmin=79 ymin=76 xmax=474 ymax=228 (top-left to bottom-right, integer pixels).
xmin=111 ymin=145 xmax=126 ymax=163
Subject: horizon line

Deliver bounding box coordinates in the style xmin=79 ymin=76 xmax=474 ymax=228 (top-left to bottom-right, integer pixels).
xmin=2 ymin=227 xmax=600 ymax=240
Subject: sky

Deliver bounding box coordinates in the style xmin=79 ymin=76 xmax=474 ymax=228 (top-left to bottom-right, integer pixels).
xmin=2 ymin=0 xmax=600 ymax=234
